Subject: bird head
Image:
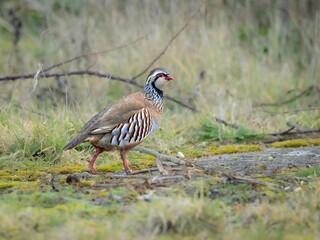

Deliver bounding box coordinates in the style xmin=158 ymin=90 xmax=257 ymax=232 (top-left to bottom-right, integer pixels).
xmin=145 ymin=68 xmax=173 ymax=91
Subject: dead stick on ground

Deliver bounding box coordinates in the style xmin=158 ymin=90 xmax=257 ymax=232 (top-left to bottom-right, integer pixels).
xmin=221 ymin=171 xmax=281 ymax=188
xmin=106 ymin=174 xmax=149 ymax=180
xmin=156 ymin=158 xmax=169 ymax=175
xmin=134 ymin=146 xmax=183 ymax=165
xmin=151 ymin=175 xmax=185 ymax=184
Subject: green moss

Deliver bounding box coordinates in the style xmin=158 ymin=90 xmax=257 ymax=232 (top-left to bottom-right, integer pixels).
xmin=0 ymin=171 xmax=10 ymax=177
xmin=80 ymin=180 xmax=94 ymax=187
xmin=208 ymin=144 xmax=263 ymax=155
xmin=130 ymin=156 xmax=156 ymax=170
xmin=0 ymin=181 xmax=39 ymax=191
xmin=185 ymin=148 xmax=206 ymax=158
xmin=0 ymin=169 xmax=41 ymax=190
xmin=96 ymin=162 xmax=123 ymax=172
xmin=50 ymin=165 xmax=85 ymax=174
xmin=185 ymin=144 xmax=263 ymax=158
xmin=270 ymin=138 xmax=320 ymax=148
xmin=0 ymin=182 xmax=16 ymax=189
xmin=258 ymin=164 xmax=267 ymax=171
xmin=96 ymin=190 xmax=109 ymax=198
xmin=0 ymin=170 xmax=45 ymax=181
xmin=307 ymin=138 xmax=320 ymax=146
xmin=96 ymin=155 xmax=156 ymax=172
xmin=14 ymin=181 xmax=39 ymax=191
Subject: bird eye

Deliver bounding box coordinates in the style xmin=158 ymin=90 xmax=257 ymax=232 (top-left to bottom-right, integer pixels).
xmin=156 ymin=73 xmax=162 ymax=78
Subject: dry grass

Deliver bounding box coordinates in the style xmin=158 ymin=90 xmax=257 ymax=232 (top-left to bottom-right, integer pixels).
xmin=0 ymin=179 xmax=319 ymax=239
xmin=0 ymin=0 xmax=319 ymax=133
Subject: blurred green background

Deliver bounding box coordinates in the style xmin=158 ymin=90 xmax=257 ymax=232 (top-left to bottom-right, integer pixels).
xmin=0 ymin=0 xmax=319 ymax=132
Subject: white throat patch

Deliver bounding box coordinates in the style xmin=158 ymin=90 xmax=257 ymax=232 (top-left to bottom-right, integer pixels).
xmin=154 ymin=77 xmax=168 ymax=90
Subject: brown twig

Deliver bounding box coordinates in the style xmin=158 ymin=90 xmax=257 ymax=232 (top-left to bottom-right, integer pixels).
xmin=151 ymin=175 xmax=185 ymax=184
xmin=106 ymin=174 xmax=149 ymax=180
xmin=261 ymin=128 xmax=320 ymax=144
xmin=221 ymin=171 xmax=280 ymax=188
xmin=156 ymin=158 xmax=169 ymax=175
xmin=254 ymin=85 xmax=318 ymax=107
xmin=253 ymin=107 xmax=320 ymax=115
xmin=134 ymin=146 xmax=183 ymax=165
xmin=0 ymin=70 xmax=196 ymax=111
xmin=132 ymin=5 xmax=202 ymax=80
xmin=268 ymin=128 xmax=320 ymax=136
xmin=132 ymin=168 xmax=159 ymax=175
xmin=269 ymin=126 xmax=295 ymax=136
xmin=50 ymin=173 xmax=59 ymax=192
xmin=0 ymin=11 xmax=200 ymax=112
xmin=0 ymin=69 xmax=141 ymax=85
xmin=164 ymin=94 xmax=197 ymax=112
xmin=214 ymin=117 xmax=239 ymax=129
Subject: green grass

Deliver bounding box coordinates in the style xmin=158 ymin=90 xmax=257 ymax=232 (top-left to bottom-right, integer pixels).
xmin=0 ymin=178 xmax=319 ymax=239
xmin=1 ymin=1 xmax=319 ymax=133
xmin=298 ymin=166 xmax=320 ymax=178
xmin=198 ymin=117 xmax=266 ymax=142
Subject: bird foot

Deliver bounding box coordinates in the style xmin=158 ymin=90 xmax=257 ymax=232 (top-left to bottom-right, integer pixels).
xmin=88 ymin=165 xmax=100 ymax=175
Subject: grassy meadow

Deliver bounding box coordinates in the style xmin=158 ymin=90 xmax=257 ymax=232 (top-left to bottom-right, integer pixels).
xmin=0 ymin=1 xmax=320 ymax=239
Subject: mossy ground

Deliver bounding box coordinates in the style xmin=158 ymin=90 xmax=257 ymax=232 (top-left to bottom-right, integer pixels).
xmin=0 ymin=168 xmax=319 ymax=239
xmin=0 ymin=104 xmax=319 ymax=239
xmin=1 ymin=133 xmax=320 ymax=239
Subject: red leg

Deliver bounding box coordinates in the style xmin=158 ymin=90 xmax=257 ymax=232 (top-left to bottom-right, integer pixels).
xmin=88 ymin=147 xmax=101 ymax=174
xmin=120 ymin=151 xmax=132 ymax=175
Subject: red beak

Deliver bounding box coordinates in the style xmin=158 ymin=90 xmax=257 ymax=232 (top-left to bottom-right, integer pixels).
xmin=166 ymin=74 xmax=173 ymax=81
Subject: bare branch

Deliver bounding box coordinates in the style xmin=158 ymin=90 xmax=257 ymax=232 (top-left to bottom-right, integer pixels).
xmin=134 ymin=146 xmax=183 ymax=165
xmin=132 ymin=5 xmax=202 ymax=80
xmin=221 ymin=171 xmax=281 ymax=188
xmin=254 ymin=85 xmax=319 ymax=107
xmin=0 ymin=70 xmax=197 ymax=111
xmin=214 ymin=117 xmax=239 ymax=129
xmin=269 ymin=126 xmax=295 ymax=136
xmin=262 ymin=128 xmax=320 ymax=144
xmin=253 ymin=107 xmax=320 ymax=115
xmin=164 ymin=94 xmax=197 ymax=112
xmin=269 ymin=128 xmax=320 ymax=136
xmin=0 ymin=12 xmax=202 ymax=112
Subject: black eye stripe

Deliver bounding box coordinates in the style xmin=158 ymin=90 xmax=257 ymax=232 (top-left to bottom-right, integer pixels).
xmin=155 ymin=73 xmax=168 ymax=78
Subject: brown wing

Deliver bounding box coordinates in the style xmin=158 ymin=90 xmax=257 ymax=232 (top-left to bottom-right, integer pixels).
xmin=63 ymin=92 xmax=146 ymax=150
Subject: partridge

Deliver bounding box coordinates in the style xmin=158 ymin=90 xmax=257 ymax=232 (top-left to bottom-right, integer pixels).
xmin=63 ymin=68 xmax=173 ymax=174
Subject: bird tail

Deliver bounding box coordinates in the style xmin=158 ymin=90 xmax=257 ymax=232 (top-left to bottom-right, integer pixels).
xmin=63 ymin=137 xmax=81 ymax=150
